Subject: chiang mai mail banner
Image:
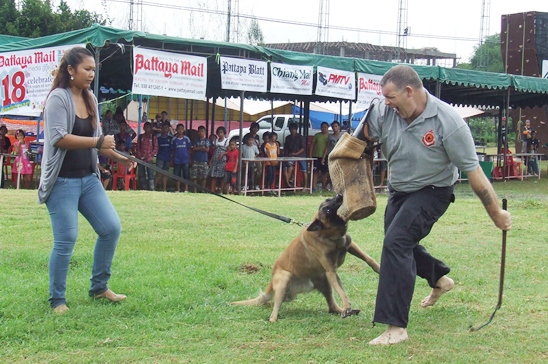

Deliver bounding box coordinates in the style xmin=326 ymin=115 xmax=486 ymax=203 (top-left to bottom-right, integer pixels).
xmin=132 ymin=48 xmax=207 ymax=100
xmin=270 ymin=62 xmax=313 ymax=95
xmin=0 ymin=44 xmax=81 ymax=116
xmin=220 ymin=56 xmax=267 ymax=93
xmin=315 ymin=66 xmax=355 ymax=100
xmin=356 ymin=72 xmax=383 ymax=109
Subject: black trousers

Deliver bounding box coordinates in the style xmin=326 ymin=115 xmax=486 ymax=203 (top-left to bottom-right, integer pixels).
xmin=373 ymin=184 xmax=454 ymax=328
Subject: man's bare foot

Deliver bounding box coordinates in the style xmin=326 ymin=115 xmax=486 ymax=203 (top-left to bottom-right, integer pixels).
xmin=369 ymin=326 xmax=408 ymax=345
xmin=420 ymin=276 xmax=454 ymax=308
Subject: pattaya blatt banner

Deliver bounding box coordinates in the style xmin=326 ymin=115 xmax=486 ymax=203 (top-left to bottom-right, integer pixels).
xmin=220 ymin=56 xmax=267 ymax=93
xmin=132 ymin=47 xmax=207 ymax=100
xmin=315 ymin=66 xmax=356 ymax=100
xmin=356 ymin=72 xmax=383 ymax=109
xmin=270 ymin=62 xmax=313 ymax=95
xmin=0 ymin=44 xmax=81 ymax=117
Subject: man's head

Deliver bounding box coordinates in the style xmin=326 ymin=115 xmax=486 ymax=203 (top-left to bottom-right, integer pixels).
xmin=161 ymin=111 xmax=169 ymax=121
xmin=246 ymin=135 xmax=256 ymax=146
xmin=289 ymin=122 xmax=298 ymax=135
xmin=176 ymin=123 xmax=185 ymax=135
xmin=104 ymin=110 xmax=112 ymax=119
xmin=119 ymin=120 xmax=127 ymax=131
xmin=250 ymin=122 xmax=259 ymax=134
xmin=380 ymin=65 xmax=425 ymax=121
xmin=161 ymin=121 xmax=170 ymax=134
xmin=143 ymin=122 xmax=152 ymax=134
xmin=331 ymin=120 xmax=340 ymax=133
xmin=525 ymin=119 xmax=531 ymax=127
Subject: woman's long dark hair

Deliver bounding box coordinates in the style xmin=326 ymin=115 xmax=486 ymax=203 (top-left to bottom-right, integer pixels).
xmin=50 ymin=47 xmax=97 ymax=129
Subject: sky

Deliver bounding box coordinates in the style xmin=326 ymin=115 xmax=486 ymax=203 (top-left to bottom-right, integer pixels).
xmin=63 ymin=0 xmax=548 ymax=64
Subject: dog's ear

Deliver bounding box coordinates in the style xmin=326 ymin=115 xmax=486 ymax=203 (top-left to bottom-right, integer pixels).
xmin=307 ymin=219 xmax=322 ymax=232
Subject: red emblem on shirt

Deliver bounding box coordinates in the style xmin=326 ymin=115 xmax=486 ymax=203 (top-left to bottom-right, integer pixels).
xmin=422 ymin=130 xmax=435 ymax=147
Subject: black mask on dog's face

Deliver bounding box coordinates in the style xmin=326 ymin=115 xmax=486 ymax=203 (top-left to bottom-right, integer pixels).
xmin=307 ymin=195 xmax=346 ymax=232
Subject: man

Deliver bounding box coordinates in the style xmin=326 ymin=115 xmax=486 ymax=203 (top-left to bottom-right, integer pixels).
xmin=283 ymin=123 xmax=307 ymax=188
xmin=309 ymin=122 xmax=329 ymax=191
xmin=363 ymin=65 xmax=511 ymax=345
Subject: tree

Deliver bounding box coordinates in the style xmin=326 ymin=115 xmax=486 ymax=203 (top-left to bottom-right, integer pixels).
xmin=247 ymin=17 xmax=264 ymax=46
xmin=457 ymin=34 xmax=503 ymax=73
xmin=0 ymin=0 xmax=104 ymax=38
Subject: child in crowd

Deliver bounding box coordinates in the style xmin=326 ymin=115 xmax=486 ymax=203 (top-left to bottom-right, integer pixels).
xmin=259 ymin=132 xmax=270 ymax=157
xmin=12 ymin=129 xmax=33 ymax=189
xmin=526 ymin=130 xmax=540 ymax=176
xmin=114 ymin=120 xmax=133 ymax=152
xmin=209 ymin=127 xmax=229 ymax=193
xmin=191 ymin=125 xmax=211 ymax=192
xmin=241 ymin=133 xmax=260 ymax=190
xmin=136 ymin=122 xmax=158 ymax=190
xmin=221 ymin=140 xmax=239 ymax=194
xmin=265 ymin=132 xmax=280 ymax=190
xmin=154 ymin=121 xmax=174 ymax=191
xmin=172 ymin=124 xmax=191 ymax=192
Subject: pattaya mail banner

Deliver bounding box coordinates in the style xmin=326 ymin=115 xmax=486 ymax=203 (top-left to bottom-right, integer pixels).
xmin=315 ymin=66 xmax=356 ymax=100
xmin=356 ymin=72 xmax=383 ymax=109
xmin=220 ymin=56 xmax=267 ymax=93
xmin=0 ymin=44 xmax=82 ymax=116
xmin=270 ymin=62 xmax=313 ymax=95
xmin=133 ymin=47 xmax=207 ymax=100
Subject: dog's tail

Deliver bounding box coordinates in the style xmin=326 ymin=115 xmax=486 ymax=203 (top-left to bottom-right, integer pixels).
xmin=231 ymin=283 xmax=273 ymax=306
xmin=348 ymin=241 xmax=381 ymax=274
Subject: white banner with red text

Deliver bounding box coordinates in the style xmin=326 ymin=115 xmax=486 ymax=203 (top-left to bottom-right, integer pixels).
xmin=132 ymin=47 xmax=207 ymax=100
xmin=270 ymin=62 xmax=313 ymax=95
xmin=356 ymin=72 xmax=383 ymax=109
xmin=220 ymin=56 xmax=267 ymax=93
xmin=314 ymin=66 xmax=356 ymax=100
xmin=0 ymin=44 xmax=82 ymax=117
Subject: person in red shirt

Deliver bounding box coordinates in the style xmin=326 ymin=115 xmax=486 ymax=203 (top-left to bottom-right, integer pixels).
xmin=135 ymin=122 xmax=158 ymax=190
xmin=221 ymin=140 xmax=239 ymax=194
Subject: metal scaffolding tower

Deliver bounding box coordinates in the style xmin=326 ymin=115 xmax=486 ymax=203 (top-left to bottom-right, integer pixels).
xmin=129 ymin=0 xmax=143 ymax=31
xmin=478 ymin=0 xmax=491 ymax=70
xmin=316 ymin=0 xmax=330 ymax=54
xmin=396 ymin=0 xmax=409 ymax=62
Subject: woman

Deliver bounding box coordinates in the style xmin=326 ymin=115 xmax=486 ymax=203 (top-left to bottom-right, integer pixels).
xmin=38 ymin=47 xmax=134 ymax=315
xmin=12 ymin=129 xmax=33 ymax=189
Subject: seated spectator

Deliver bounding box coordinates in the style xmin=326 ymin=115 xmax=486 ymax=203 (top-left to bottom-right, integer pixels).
xmin=114 ymin=120 xmax=134 ymax=152
xmin=101 ymin=110 xmax=119 ymax=135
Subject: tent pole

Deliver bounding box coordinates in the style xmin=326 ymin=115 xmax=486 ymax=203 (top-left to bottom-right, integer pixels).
xmin=237 ymin=91 xmax=245 ymax=193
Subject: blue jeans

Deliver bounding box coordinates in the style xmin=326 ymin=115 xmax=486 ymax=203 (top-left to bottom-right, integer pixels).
xmin=138 ymin=164 xmax=155 ymax=190
xmin=45 ymin=174 xmax=122 ymax=308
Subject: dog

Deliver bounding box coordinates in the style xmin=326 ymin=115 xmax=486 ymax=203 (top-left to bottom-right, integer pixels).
xmin=232 ymin=194 xmax=380 ymax=322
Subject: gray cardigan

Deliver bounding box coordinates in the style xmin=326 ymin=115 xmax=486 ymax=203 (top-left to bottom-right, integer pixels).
xmin=37 ymin=88 xmax=101 ymax=204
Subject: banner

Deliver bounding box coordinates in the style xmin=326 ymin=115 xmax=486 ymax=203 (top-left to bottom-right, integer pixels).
xmin=0 ymin=45 xmax=80 ymax=117
xmin=315 ymin=66 xmax=356 ymax=100
xmin=220 ymin=56 xmax=267 ymax=93
xmin=132 ymin=47 xmax=207 ymax=100
xmin=356 ymin=72 xmax=383 ymax=109
xmin=270 ymin=62 xmax=313 ymax=95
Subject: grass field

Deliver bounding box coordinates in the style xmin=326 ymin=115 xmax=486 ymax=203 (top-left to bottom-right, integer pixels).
xmin=1 ymin=170 xmax=547 ymax=363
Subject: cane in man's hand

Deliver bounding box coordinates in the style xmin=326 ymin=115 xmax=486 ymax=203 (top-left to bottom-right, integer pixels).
xmin=469 ymin=198 xmax=508 ymax=332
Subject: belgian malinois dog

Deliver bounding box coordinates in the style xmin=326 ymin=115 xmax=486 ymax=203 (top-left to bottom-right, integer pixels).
xmin=232 ymin=194 xmax=380 ymax=322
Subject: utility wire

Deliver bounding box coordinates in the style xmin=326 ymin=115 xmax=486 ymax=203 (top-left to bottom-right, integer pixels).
xmin=107 ymin=0 xmax=480 ymax=43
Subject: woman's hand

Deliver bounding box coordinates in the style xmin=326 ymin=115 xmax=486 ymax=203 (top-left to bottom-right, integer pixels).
xmin=99 ymin=135 xmax=115 ymax=150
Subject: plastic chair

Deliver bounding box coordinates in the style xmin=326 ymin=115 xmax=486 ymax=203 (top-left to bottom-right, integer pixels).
xmin=112 ymin=162 xmax=137 ymax=190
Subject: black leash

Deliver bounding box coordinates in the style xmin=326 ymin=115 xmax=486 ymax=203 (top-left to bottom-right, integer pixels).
xmin=469 ymin=198 xmax=508 ymax=332
xmin=113 ymin=150 xmax=303 ymax=226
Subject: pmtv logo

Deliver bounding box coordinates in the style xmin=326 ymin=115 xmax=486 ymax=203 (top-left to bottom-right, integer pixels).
xmin=328 ymin=73 xmax=353 ymax=90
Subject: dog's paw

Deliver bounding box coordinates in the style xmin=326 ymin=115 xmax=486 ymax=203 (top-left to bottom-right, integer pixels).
xmin=341 ymin=308 xmax=360 ymax=318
